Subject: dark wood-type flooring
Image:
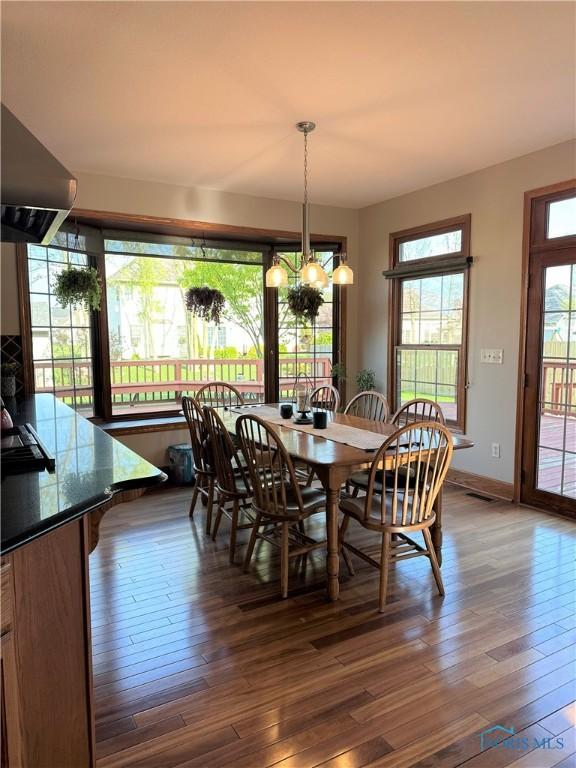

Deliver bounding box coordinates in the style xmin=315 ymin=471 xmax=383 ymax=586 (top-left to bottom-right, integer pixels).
xmin=90 ymin=485 xmax=576 ymax=767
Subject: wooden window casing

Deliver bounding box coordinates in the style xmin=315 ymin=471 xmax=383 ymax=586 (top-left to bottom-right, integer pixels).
xmin=387 ymin=214 xmax=471 ymax=431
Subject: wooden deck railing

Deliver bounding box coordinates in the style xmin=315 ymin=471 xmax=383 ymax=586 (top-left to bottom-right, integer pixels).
xmin=33 ymin=357 xmax=333 ymax=406
xmin=542 ymin=360 xmax=576 ymax=415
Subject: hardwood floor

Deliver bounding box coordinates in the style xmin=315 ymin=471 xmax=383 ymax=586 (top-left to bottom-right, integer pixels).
xmin=89 ymin=485 xmax=576 ymax=767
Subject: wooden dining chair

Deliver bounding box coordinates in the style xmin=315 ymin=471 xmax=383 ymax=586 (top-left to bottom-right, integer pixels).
xmin=348 ymin=397 xmax=445 ymax=497
xmin=391 ymin=398 xmax=445 ymax=426
xmin=302 ymin=384 xmax=341 ymax=486
xmin=344 ymin=391 xmax=389 ymax=422
xmin=339 ymin=421 xmax=453 ymax=611
xmin=309 ymin=384 xmax=340 ymax=412
xmin=195 ymin=381 xmax=245 ymax=409
xmin=237 ymin=414 xmax=327 ymax=598
xmin=182 ymin=396 xmax=216 ymax=535
xmin=202 ymin=406 xmax=254 ymax=563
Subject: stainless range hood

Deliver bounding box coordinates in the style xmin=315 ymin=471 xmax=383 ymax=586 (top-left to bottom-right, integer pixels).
xmin=1 ymin=104 xmax=77 ymax=244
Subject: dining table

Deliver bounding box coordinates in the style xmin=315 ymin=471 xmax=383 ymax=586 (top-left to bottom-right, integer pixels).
xmin=218 ymin=403 xmax=474 ymax=601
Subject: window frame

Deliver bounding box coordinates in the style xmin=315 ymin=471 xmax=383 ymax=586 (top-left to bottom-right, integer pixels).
xmin=515 ymin=180 xmax=576 ymax=509
xmin=17 ymin=211 xmax=347 ymax=423
xmin=387 ymin=214 xmax=471 ymax=431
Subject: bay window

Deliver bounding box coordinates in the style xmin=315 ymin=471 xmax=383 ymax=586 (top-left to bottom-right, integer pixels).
xmin=18 ymin=216 xmax=345 ymax=421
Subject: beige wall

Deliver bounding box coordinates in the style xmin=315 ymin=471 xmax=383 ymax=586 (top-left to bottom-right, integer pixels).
xmin=359 ymin=139 xmax=576 ymax=484
xmin=113 ymin=429 xmax=190 ymax=467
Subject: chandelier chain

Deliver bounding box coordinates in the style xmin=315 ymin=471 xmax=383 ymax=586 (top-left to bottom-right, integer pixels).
xmin=303 ymin=129 xmax=308 ymax=207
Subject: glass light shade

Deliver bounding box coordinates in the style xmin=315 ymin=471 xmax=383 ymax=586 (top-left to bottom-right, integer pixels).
xmin=310 ymin=268 xmax=329 ymax=289
xmin=265 ymin=263 xmax=289 ymax=287
xmin=301 ymin=260 xmax=326 ymax=286
xmin=333 ymin=263 xmax=354 ymax=285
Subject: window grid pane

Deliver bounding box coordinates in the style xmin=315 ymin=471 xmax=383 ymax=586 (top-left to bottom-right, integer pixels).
xmin=397 ymin=269 xmax=464 ymax=424
xmin=104 ymin=250 xmax=266 ymax=415
xmin=27 ymin=245 xmax=94 ymax=414
xmin=547 ymin=197 xmax=576 ymax=239
xmin=537 ymin=263 xmax=576 ymax=497
xmin=399 ymin=229 xmax=462 ymax=262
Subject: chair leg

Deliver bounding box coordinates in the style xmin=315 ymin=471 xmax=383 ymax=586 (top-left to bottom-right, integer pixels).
xmin=305 ymin=468 xmax=315 ymax=487
xmin=229 ymin=500 xmax=239 ymax=564
xmin=338 ymin=515 xmax=355 ymax=576
xmin=189 ymin=476 xmax=201 ymax=518
xmin=243 ymin=513 xmax=261 ymax=573
xmin=205 ymin=478 xmax=214 ymax=536
xmin=423 ymin=528 xmax=445 ymax=596
xmin=281 ymin=522 xmax=290 ymax=599
xmin=378 ymin=532 xmax=391 ymax=612
xmin=211 ymin=495 xmax=224 ymax=541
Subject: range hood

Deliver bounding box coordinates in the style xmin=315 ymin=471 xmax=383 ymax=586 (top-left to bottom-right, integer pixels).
xmin=1 ymin=104 xmax=77 ymax=244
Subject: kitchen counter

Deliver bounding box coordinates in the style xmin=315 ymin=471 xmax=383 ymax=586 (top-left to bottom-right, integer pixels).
xmin=1 ymin=395 xmax=168 ymax=767
xmin=1 ymin=394 xmax=167 ymax=554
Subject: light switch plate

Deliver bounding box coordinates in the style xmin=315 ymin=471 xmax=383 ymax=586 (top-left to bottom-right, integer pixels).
xmin=481 ymin=349 xmax=503 ymax=364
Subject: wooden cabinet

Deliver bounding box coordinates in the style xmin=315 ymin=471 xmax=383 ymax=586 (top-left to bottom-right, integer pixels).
xmin=1 ymin=558 xmax=23 ymax=768
xmin=0 ymin=519 xmax=94 ymax=768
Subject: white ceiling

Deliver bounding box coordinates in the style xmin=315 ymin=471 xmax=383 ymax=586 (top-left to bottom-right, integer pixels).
xmin=1 ymin=1 xmax=574 ymax=208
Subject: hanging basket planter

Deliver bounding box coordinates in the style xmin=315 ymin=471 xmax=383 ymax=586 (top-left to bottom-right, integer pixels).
xmin=53 ymin=266 xmax=102 ymax=311
xmin=185 ymin=287 xmax=226 ymax=324
xmin=287 ymin=285 xmax=324 ymax=323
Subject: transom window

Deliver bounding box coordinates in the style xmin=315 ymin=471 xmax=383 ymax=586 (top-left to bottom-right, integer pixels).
xmin=547 ymin=196 xmax=576 ymax=239
xmin=386 ymin=215 xmax=471 ymax=429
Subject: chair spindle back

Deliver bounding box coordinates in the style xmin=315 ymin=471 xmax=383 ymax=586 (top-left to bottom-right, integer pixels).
xmin=364 ymin=422 xmax=453 ymax=527
xmin=309 ymin=384 xmax=340 ymax=412
xmin=237 ymin=414 xmax=303 ymax=519
xmin=392 ymin=398 xmax=445 ymax=426
xmin=182 ymin=396 xmax=211 ymax=473
xmin=202 ymin=406 xmax=249 ymax=495
xmin=195 ymin=381 xmax=245 ymax=409
xmin=344 ymin=391 xmax=389 ymax=422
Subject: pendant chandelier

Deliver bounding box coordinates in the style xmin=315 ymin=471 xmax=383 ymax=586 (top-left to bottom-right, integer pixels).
xmin=265 ymin=121 xmax=354 ymax=289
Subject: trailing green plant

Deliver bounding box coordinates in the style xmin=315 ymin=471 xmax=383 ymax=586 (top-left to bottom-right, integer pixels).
xmin=330 ymin=362 xmax=347 ymax=382
xmin=286 ymin=285 xmax=324 ymax=323
xmin=1 ymin=362 xmax=20 ymax=377
xmin=185 ymin=287 xmax=226 ymax=324
xmin=53 ymin=266 xmax=102 ymax=311
xmin=356 ymin=368 xmax=376 ymax=392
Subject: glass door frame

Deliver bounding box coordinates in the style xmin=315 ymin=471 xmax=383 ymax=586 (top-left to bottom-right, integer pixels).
xmin=517 ymin=181 xmax=576 ymax=515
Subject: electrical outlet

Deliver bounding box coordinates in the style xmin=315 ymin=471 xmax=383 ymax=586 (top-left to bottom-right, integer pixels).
xmin=481 ymin=349 xmax=504 ymax=364
xmin=491 ymin=442 xmax=501 ymax=458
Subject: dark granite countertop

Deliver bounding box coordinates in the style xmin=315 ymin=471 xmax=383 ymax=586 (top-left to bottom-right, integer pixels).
xmin=1 ymin=394 xmax=167 ymax=554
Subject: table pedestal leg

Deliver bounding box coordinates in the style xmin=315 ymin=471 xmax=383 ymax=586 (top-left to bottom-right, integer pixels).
xmin=325 ymin=487 xmax=340 ymax=601
xmin=431 ymin=486 xmax=443 ymax=566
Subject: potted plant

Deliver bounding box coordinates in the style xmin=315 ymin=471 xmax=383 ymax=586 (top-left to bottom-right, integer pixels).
xmin=53 ymin=266 xmax=102 ymax=311
xmin=185 ymin=287 xmax=226 ymax=324
xmin=330 ymin=362 xmax=347 ymax=383
xmin=356 ymin=368 xmax=376 ymax=392
xmin=286 ymin=285 xmax=324 ymax=322
xmin=1 ymin=362 xmax=20 ymax=397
